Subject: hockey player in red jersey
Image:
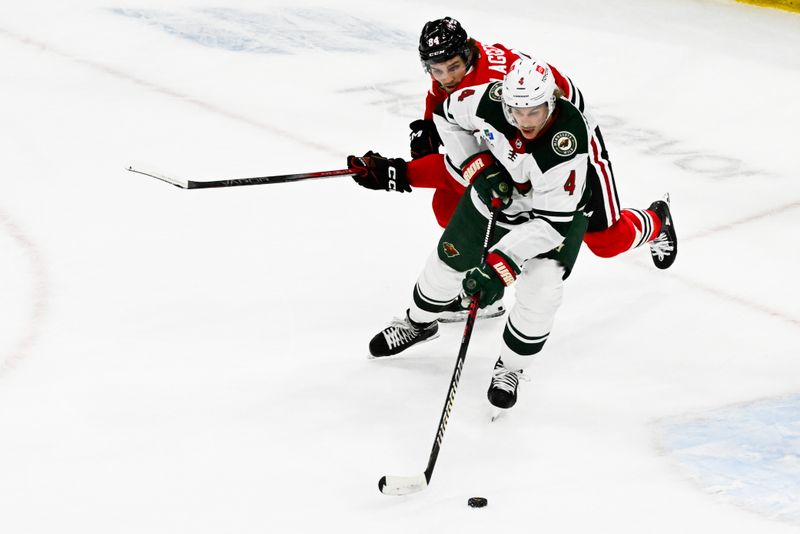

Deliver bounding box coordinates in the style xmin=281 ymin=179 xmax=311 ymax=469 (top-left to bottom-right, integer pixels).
xmin=406 ymin=17 xmax=522 ymax=229
xmin=348 ymin=17 xmax=677 ymax=270
xmin=365 ymin=57 xmax=596 ymax=410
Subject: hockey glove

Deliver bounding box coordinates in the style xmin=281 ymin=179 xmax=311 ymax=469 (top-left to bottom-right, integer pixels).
xmin=409 ymin=119 xmax=442 ymax=159
xmin=461 ymin=152 xmax=513 ymax=208
xmin=347 ymin=151 xmax=411 ymax=193
xmin=462 ymin=251 xmax=520 ymax=308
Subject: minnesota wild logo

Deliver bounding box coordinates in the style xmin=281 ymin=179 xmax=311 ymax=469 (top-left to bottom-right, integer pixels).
xmin=442 ymin=242 xmax=460 ymax=258
xmin=488 ymin=82 xmax=503 ymax=102
xmin=552 ymin=131 xmax=577 ymax=156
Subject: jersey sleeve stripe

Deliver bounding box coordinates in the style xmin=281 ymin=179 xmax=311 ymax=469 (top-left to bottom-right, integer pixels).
xmin=590 ymin=137 xmax=619 ymax=223
xmin=531 ymin=208 xmax=576 ymax=221
xmin=565 ymin=76 xmax=576 ymax=103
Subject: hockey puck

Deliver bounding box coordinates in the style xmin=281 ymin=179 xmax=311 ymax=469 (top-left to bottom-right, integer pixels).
xmin=467 ymin=497 xmax=488 ymax=508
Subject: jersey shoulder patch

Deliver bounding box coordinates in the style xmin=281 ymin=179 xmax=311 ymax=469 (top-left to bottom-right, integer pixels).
xmin=526 ymin=100 xmax=589 ymax=172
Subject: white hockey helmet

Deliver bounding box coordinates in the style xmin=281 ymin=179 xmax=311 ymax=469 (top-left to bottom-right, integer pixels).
xmin=502 ymin=57 xmax=557 ymax=127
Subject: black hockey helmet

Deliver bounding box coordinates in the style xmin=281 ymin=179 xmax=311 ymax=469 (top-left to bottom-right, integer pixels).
xmin=418 ymin=17 xmax=472 ymax=69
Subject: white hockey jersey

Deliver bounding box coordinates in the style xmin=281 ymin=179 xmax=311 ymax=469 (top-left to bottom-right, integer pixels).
xmin=433 ymin=81 xmax=591 ymax=269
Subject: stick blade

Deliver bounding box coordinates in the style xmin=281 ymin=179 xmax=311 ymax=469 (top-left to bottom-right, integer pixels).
xmin=378 ymin=474 xmax=428 ymax=496
xmin=126 ymin=165 xmax=190 ymax=189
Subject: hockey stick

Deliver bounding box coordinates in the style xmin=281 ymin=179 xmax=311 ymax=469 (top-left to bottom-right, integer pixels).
xmin=378 ymin=201 xmax=501 ymax=496
xmin=126 ymin=165 xmax=356 ymax=189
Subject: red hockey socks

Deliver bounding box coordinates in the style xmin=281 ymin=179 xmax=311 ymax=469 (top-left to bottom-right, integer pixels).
xmin=583 ymin=209 xmax=661 ymax=258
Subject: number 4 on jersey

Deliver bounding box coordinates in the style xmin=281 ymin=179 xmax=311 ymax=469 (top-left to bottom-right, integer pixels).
xmin=564 ymin=170 xmax=576 ymax=195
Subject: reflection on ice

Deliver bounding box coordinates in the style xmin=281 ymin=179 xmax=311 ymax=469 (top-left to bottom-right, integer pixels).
xmin=660 ymin=395 xmax=800 ymax=524
xmin=111 ymin=7 xmax=414 ymax=54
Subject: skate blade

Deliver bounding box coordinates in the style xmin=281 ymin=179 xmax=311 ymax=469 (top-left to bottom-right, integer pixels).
xmin=437 ymin=307 xmax=506 ymax=324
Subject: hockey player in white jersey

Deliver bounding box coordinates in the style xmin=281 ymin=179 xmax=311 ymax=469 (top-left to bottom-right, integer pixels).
xmin=367 ymin=58 xmax=592 ymax=411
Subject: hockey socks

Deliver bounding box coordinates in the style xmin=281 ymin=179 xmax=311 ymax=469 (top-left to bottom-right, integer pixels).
xmin=583 ymin=208 xmax=661 ymax=258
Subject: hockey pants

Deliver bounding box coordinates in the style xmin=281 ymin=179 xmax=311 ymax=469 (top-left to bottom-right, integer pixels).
xmin=409 ymin=252 xmax=564 ymax=373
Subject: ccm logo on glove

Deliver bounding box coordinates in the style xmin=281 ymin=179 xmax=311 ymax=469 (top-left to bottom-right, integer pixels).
xmin=346 ymin=151 xmax=411 ymax=193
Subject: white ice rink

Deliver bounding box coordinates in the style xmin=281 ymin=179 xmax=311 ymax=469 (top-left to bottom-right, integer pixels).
xmin=1 ymin=1 xmax=799 ymax=532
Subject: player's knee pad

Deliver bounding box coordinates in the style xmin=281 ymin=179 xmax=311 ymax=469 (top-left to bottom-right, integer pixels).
xmin=514 ymin=259 xmax=564 ymax=314
xmin=412 ymin=251 xmax=464 ymax=318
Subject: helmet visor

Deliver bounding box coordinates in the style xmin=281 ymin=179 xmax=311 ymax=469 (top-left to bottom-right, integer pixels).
xmin=421 ymin=46 xmax=471 ymax=73
xmin=504 ymin=102 xmax=550 ymax=131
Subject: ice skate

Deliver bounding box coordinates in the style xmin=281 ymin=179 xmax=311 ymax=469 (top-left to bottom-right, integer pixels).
xmin=487 ymin=358 xmax=527 ymax=414
xmin=648 ymin=194 xmax=678 ymax=270
xmin=368 ymin=310 xmax=439 ymax=358
xmin=437 ymin=298 xmax=506 ymax=323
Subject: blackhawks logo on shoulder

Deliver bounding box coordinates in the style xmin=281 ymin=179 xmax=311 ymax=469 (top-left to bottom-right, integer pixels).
xmin=488 ymin=83 xmax=503 ymax=102
xmin=552 ymin=131 xmax=577 ymax=157
xmin=442 ymin=242 xmax=460 ymax=258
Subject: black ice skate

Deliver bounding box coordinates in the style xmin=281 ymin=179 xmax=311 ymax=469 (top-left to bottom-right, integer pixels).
xmin=487 ymin=358 xmax=526 ymax=410
xmin=368 ymin=310 xmax=439 ymax=358
xmin=648 ymin=193 xmax=678 ymax=270
xmin=437 ymin=298 xmax=507 ymax=323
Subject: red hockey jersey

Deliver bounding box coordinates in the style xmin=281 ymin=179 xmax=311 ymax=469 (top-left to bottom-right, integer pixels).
xmin=423 ymin=40 xmax=585 ymax=119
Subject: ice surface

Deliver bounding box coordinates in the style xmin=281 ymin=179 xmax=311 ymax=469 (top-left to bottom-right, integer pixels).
xmin=1 ymin=1 xmax=799 ymax=533
xmin=659 ymin=396 xmax=800 ymax=524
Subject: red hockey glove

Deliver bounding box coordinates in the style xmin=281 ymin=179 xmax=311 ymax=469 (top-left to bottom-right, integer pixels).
xmin=461 ymin=152 xmax=513 ymax=208
xmin=347 ymin=151 xmax=411 ymax=192
xmin=462 ymin=251 xmax=520 ymax=308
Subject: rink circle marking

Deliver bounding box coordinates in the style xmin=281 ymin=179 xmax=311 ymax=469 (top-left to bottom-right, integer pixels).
xmin=0 ymin=208 xmax=49 ymax=378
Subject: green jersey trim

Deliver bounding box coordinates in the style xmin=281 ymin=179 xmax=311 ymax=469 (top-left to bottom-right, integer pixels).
xmin=476 ymin=90 xmax=589 ymax=174
xmin=523 ymin=100 xmax=589 ymax=173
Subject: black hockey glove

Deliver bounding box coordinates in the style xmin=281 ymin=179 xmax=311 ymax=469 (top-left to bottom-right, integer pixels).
xmin=409 ymin=119 xmax=442 ymax=159
xmin=347 ymin=151 xmax=411 ymax=193
xmin=462 ymin=251 xmax=520 ymax=308
xmin=461 ymin=152 xmax=513 ymax=208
